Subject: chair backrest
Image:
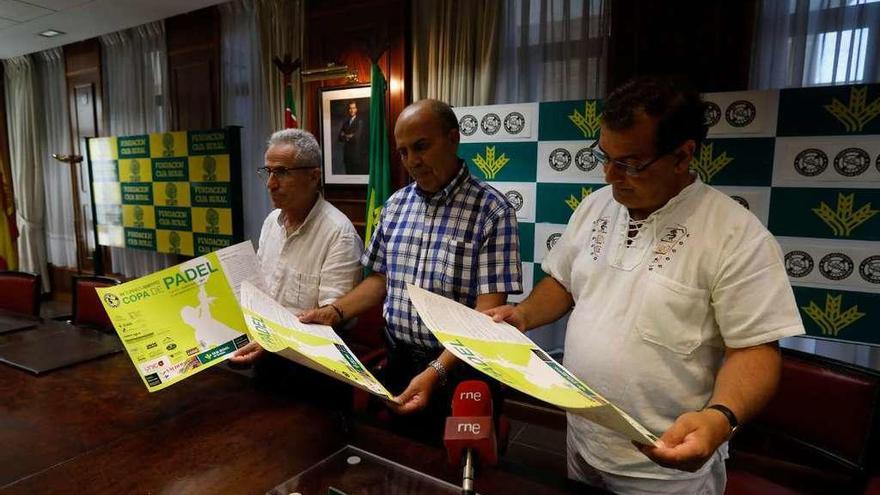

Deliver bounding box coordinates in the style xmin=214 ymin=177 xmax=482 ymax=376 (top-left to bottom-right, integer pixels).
xmin=0 ymin=271 xmax=41 ymax=316
xmin=72 ymin=275 xmax=121 ymax=331
xmin=760 ymin=348 xmax=880 ymax=469
xmin=729 ymin=348 xmax=880 ymax=493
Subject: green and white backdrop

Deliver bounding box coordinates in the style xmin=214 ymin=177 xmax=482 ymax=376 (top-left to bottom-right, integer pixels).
xmin=453 ymin=83 xmax=880 ymax=351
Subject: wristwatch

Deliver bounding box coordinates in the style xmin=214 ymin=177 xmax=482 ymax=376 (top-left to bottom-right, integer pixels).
xmin=705 ymin=404 xmax=739 ymax=436
xmin=427 ymin=359 xmax=448 ymax=386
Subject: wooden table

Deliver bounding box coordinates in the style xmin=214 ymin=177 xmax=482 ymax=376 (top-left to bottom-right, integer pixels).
xmin=0 ymin=352 xmax=587 ymax=494
xmin=0 ymin=310 xmax=39 ymax=335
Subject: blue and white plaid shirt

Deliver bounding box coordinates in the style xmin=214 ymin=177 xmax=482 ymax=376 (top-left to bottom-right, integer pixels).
xmin=362 ymin=163 xmax=522 ymax=348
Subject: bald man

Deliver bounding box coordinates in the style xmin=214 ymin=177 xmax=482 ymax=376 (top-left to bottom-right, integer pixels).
xmin=301 ymin=99 xmax=522 ymax=435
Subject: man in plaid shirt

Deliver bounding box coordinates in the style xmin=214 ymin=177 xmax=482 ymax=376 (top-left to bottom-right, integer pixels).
xmin=301 ymin=99 xmax=522 ymax=430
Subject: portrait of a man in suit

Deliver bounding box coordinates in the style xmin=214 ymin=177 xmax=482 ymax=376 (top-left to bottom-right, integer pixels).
xmin=336 ymin=100 xmax=368 ymax=174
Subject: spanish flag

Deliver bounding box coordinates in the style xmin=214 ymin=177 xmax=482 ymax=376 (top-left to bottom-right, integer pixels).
xmin=0 ymin=153 xmax=16 ymax=270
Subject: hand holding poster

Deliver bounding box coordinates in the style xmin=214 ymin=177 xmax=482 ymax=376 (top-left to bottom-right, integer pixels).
xmin=97 ymin=242 xmax=259 ymax=392
xmin=406 ymin=284 xmax=657 ymax=445
xmin=240 ymin=280 xmax=393 ymax=400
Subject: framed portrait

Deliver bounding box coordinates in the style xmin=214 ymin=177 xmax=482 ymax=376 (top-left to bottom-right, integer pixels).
xmin=320 ymin=85 xmax=371 ymax=184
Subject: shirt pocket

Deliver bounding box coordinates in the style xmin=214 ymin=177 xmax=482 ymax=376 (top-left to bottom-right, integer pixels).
xmin=439 ymin=238 xmax=477 ymax=296
xmin=282 ymin=270 xmax=321 ymax=311
xmin=636 ymin=273 xmax=709 ymax=355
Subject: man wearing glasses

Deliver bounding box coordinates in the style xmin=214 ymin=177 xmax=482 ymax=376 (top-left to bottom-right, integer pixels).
xmin=230 ymin=129 xmax=363 ymax=365
xmin=488 ymin=76 xmax=803 ymax=494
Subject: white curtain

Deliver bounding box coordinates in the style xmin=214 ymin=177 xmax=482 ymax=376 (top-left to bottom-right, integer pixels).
xmin=751 ymin=0 xmax=880 ymax=88
xmin=255 ymin=0 xmax=304 ymax=132
xmin=490 ymin=0 xmax=610 ymax=354
xmin=411 ymin=0 xmax=501 ymax=106
xmin=35 ymin=48 xmax=77 ymax=269
xmin=751 ymin=0 xmax=880 ymax=368
xmin=101 ymin=21 xmax=176 ymax=277
xmin=220 ymin=0 xmax=273 ymax=246
xmin=493 ymin=0 xmax=611 ymax=104
xmin=3 ymin=56 xmax=49 ymax=290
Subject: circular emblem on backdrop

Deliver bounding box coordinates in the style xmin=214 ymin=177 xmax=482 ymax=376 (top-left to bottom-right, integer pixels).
xmin=480 ymin=113 xmax=501 ymax=135
xmin=704 ymin=102 xmax=722 ymax=127
xmin=859 ymin=254 xmax=880 ymax=284
xmin=459 ymin=115 xmax=478 ymax=136
xmin=784 ymin=251 xmax=814 ymax=278
xmin=103 ymin=293 xmax=120 ymax=308
xmin=503 ymin=112 xmax=526 ymax=134
xmin=575 ymin=148 xmax=599 ymax=172
xmin=725 ymin=100 xmax=756 ymax=127
xmin=833 ymin=148 xmax=870 ymax=177
xmin=859 ymin=255 xmax=880 ymax=284
xmin=793 ymin=149 xmax=828 ymax=177
xmin=548 ymin=148 xmax=572 ymax=171
xmin=546 ymin=233 xmax=562 ymax=251
xmin=505 ymin=190 xmax=524 ymax=211
xmin=876 ymin=154 xmax=880 ymax=174
xmin=819 ymin=252 xmax=854 ymax=280
xmin=730 ymin=195 xmax=750 ymax=209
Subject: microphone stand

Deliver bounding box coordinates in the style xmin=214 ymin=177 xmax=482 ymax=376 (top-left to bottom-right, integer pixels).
xmin=462 ymin=448 xmax=475 ymax=495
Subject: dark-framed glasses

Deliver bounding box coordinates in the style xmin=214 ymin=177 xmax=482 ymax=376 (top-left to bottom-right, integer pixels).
xmin=588 ymin=140 xmax=676 ymax=177
xmin=256 ymin=166 xmax=316 ymax=180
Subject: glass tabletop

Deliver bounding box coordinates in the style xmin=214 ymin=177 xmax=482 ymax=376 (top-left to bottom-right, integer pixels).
xmin=267 ymin=445 xmax=461 ymax=495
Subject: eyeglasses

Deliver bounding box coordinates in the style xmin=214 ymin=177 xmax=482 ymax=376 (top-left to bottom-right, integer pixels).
xmin=256 ymin=166 xmax=316 ymax=180
xmin=588 ymin=140 xmax=677 ymax=177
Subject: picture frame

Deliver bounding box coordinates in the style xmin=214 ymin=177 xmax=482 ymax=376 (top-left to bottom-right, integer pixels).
xmin=319 ymin=84 xmax=371 ymax=185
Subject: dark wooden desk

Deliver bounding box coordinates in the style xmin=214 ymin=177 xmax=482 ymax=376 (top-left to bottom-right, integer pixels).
xmin=0 ymin=310 xmax=39 ymax=334
xmin=0 ymin=353 xmax=584 ymax=494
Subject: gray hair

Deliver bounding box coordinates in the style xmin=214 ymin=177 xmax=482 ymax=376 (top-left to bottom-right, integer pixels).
xmin=266 ymin=129 xmax=322 ymax=168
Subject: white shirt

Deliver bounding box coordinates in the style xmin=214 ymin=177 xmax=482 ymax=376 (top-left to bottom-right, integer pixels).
xmin=258 ymin=197 xmax=363 ymax=313
xmin=543 ymin=178 xmax=804 ymax=480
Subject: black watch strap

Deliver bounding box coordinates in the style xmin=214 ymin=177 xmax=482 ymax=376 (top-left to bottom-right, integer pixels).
xmin=706 ymin=404 xmax=739 ymax=430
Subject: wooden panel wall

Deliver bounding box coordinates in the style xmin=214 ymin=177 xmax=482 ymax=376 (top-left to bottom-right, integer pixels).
xmin=166 ymin=7 xmax=221 ymax=131
xmin=607 ymin=0 xmax=759 ymax=93
xmin=305 ymin=0 xmax=409 ymax=235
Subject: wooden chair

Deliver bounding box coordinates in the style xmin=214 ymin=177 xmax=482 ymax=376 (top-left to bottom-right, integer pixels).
xmin=71 ymin=275 xmax=121 ymax=331
xmin=0 ymin=271 xmax=41 ymax=316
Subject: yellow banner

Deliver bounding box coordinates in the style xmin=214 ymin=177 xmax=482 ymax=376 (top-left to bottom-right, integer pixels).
xmin=118 ymin=157 xmax=153 ymax=183
xmin=150 ymin=131 xmax=187 ymax=158
xmin=192 ymin=207 xmax=233 ymax=235
xmin=153 ymin=182 xmax=191 ymax=207
xmin=122 ymin=205 xmax=156 ymax=229
xmin=156 ymin=229 xmax=194 ymax=256
xmin=189 ymin=154 xmax=231 ymax=182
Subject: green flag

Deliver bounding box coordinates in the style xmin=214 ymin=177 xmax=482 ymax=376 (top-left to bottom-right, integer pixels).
xmin=365 ymin=63 xmax=391 ymax=248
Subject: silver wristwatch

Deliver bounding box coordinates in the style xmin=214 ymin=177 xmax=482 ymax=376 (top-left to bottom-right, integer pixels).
xmin=427 ymin=359 xmax=448 ymax=386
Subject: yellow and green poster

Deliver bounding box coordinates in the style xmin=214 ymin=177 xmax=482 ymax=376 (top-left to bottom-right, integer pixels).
xmin=240 ymin=280 xmax=393 ymax=400
xmin=407 ymin=284 xmax=657 ymax=445
xmin=96 ymin=242 xmax=257 ymax=392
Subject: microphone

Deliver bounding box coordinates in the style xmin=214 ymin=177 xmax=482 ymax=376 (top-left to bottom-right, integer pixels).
xmin=444 ymin=380 xmax=497 ymax=495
